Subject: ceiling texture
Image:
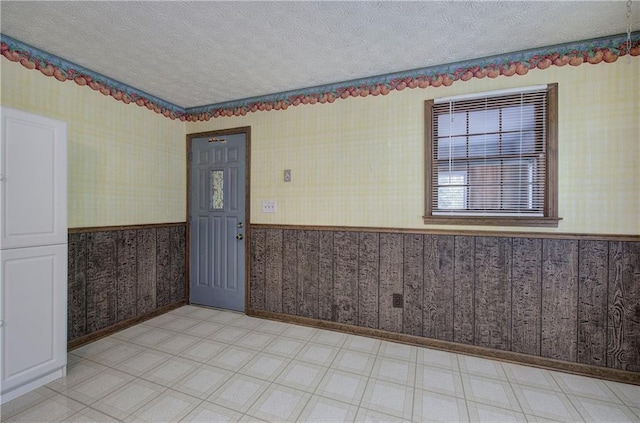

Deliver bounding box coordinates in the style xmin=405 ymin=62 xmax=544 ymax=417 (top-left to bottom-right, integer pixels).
xmin=1 ymin=1 xmax=639 ymax=111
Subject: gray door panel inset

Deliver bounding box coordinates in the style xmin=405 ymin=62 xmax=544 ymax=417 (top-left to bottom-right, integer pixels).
xmin=190 ymin=133 xmax=246 ymax=311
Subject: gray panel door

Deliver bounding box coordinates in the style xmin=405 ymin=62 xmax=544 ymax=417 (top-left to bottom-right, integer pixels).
xmin=190 ymin=133 xmax=246 ymax=311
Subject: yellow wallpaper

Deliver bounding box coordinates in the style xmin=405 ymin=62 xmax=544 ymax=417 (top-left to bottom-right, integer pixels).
xmin=1 ymin=60 xmax=186 ymax=228
xmin=187 ymin=59 xmax=639 ymax=235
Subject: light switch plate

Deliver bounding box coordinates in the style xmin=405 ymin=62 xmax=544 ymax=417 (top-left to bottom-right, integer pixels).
xmin=262 ymin=201 xmax=277 ymax=213
xmin=284 ymin=169 xmax=292 ymax=182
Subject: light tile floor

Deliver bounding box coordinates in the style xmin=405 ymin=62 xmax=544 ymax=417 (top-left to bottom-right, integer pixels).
xmin=2 ymin=305 xmax=639 ymax=422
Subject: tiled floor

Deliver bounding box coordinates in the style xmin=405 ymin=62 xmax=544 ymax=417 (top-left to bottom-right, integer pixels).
xmin=2 ymin=305 xmax=639 ymax=422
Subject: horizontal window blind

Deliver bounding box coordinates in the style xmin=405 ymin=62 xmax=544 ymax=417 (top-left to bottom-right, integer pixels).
xmin=431 ymin=86 xmax=548 ymax=216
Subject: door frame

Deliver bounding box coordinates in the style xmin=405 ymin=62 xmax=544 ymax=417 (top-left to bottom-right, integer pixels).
xmin=186 ymin=126 xmax=251 ymax=312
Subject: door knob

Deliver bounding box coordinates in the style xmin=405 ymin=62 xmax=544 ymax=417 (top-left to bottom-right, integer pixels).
xmin=236 ymin=234 xmax=244 ymax=240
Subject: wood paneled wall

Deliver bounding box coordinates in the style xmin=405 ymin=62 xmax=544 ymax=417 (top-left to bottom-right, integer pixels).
xmin=250 ymin=228 xmax=640 ymax=373
xmin=68 ymin=224 xmax=187 ymax=341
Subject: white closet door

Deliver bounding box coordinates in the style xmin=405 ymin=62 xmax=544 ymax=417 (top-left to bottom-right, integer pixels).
xmin=1 ymin=107 xmax=67 ymax=249
xmin=0 ymin=244 xmax=67 ymax=397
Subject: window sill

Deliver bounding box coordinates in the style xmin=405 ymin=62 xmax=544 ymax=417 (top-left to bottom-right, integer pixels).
xmin=422 ymin=216 xmax=562 ymax=227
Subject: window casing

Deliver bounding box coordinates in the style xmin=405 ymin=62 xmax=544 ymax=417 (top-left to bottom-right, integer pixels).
xmin=424 ymin=84 xmax=559 ymax=227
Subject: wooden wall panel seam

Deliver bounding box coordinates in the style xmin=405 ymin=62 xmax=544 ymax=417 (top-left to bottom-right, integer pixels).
xmin=68 ymin=224 xmax=187 ymax=342
xmin=257 ymin=227 xmax=639 ymax=374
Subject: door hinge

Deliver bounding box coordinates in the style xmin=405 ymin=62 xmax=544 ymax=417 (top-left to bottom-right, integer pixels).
xmin=189 ymin=152 xmax=193 ymax=161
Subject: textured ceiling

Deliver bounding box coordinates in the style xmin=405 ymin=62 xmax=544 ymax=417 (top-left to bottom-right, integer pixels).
xmin=1 ymin=1 xmax=638 ymax=108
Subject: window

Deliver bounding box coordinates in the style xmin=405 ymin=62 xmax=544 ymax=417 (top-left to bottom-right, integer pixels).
xmin=424 ymin=83 xmax=560 ymax=227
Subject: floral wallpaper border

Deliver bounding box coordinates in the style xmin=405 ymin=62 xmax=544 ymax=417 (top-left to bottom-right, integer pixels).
xmin=2 ymin=32 xmax=639 ymax=122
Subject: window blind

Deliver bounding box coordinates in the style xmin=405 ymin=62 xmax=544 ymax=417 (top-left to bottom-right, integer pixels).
xmin=431 ymin=86 xmax=549 ymax=216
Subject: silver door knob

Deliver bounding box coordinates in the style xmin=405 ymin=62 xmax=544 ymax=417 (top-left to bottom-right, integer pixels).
xmin=236 ymin=234 xmax=244 ymax=240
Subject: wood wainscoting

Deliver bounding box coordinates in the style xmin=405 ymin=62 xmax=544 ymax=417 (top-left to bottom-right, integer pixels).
xmin=67 ymin=223 xmax=187 ymax=348
xmin=248 ymin=225 xmax=640 ymax=384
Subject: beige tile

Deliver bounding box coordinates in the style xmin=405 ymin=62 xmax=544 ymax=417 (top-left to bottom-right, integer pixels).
xmin=153 ymin=333 xmax=201 ymax=355
xmin=297 ymin=395 xmax=359 ymax=423
xmin=228 ymin=315 xmax=264 ymax=330
xmin=172 ymin=364 xmax=232 ymax=399
xmin=63 ymin=368 xmax=135 ymax=405
xmin=238 ymin=414 xmax=269 ymax=423
xmin=141 ymin=356 xmax=200 ymax=387
xmin=118 ymin=349 xmax=173 ymax=376
xmin=239 ymin=352 xmax=290 ymax=380
xmin=331 ymin=349 xmax=376 ymax=377
xmin=466 ymin=401 xmax=528 ymax=423
xmin=417 ymin=347 xmax=460 ymax=371
xmin=146 ymin=313 xmax=181 ymax=327
xmin=296 ymin=342 xmax=339 ymax=366
xmin=354 ymin=407 xmax=412 ymax=423
xmin=111 ymin=323 xmax=152 ymax=341
xmin=512 ymin=383 xmax=582 ymax=422
xmin=186 ymin=306 xmax=222 ymax=321
xmin=206 ymin=310 xmax=243 ymax=325
xmin=91 ymin=342 xmax=148 ymax=367
xmin=552 ymin=371 xmax=621 ymax=403
xmin=311 ymin=329 xmax=348 ymax=347
xmin=207 ymin=345 xmax=258 ymax=371
xmin=503 ymin=363 xmax=562 ymax=391
xmin=169 ymin=305 xmax=204 ymax=317
xmin=315 ymin=368 xmax=368 ymax=405
xmin=163 ymin=316 xmax=201 ymax=332
xmin=360 ymin=378 xmax=414 ymax=420
xmin=235 ymin=330 xmax=278 ymax=351
xmin=181 ymin=339 xmax=228 ymax=363
xmin=254 ymin=319 xmax=289 ymax=335
xmin=0 ymin=386 xmax=56 ymax=420
xmin=209 ymin=326 xmax=251 ymax=344
xmin=70 ymin=337 xmax=122 ymax=359
xmin=377 ymin=341 xmax=417 ymax=363
xmin=46 ymin=360 xmax=110 ymax=392
xmin=458 ymin=355 xmax=508 ymax=381
xmin=603 ymin=380 xmax=640 ymax=408
xmin=124 ymin=389 xmax=200 ymax=423
xmin=262 ymin=336 xmax=307 ymax=358
xmin=413 ymin=389 xmax=469 ymax=423
xmin=371 ymin=356 xmax=416 ymax=386
xmin=416 ymin=364 xmax=465 ymax=397
xmin=7 ymin=394 xmax=85 ymax=423
xmin=275 ymin=360 xmax=327 ymax=393
xmin=184 ymin=321 xmax=225 ymax=338
xmin=342 ymin=335 xmax=381 ymax=355
xmin=180 ymin=401 xmax=243 ymax=423
xmin=282 ymin=324 xmax=318 ymax=341
xmin=64 ymin=407 xmax=119 ymax=423
xmin=128 ymin=327 xmax=175 ymax=348
xmin=247 ymin=383 xmax=311 ymax=422
xmin=91 ymin=378 xmax=166 ymax=420
xmin=461 ymin=373 xmax=521 ymax=412
xmin=208 ymin=374 xmax=271 ymax=413
xmin=569 ymin=395 xmax=638 ymax=423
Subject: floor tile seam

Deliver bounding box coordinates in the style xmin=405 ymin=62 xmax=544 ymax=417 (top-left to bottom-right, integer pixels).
xmin=77 ymin=405 xmax=127 ymax=423
xmin=604 ymin=386 xmax=640 ymax=409
xmin=195 ymin=398 xmax=249 ymax=420
xmin=0 ymin=394 xmax=55 ymax=421
xmin=519 ymin=402 xmax=585 ymax=423
xmin=65 ymin=373 xmax=169 ymax=412
xmin=465 ymin=398 xmax=528 ymax=416
xmin=504 ymin=376 xmax=566 ymax=393
xmin=85 ymin=346 xmax=195 ymax=378
xmin=361 ymin=375 xmax=416 ymax=420
xmin=555 ymin=387 xmax=627 ymax=406
xmin=564 ymin=392 xmax=638 ymax=418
